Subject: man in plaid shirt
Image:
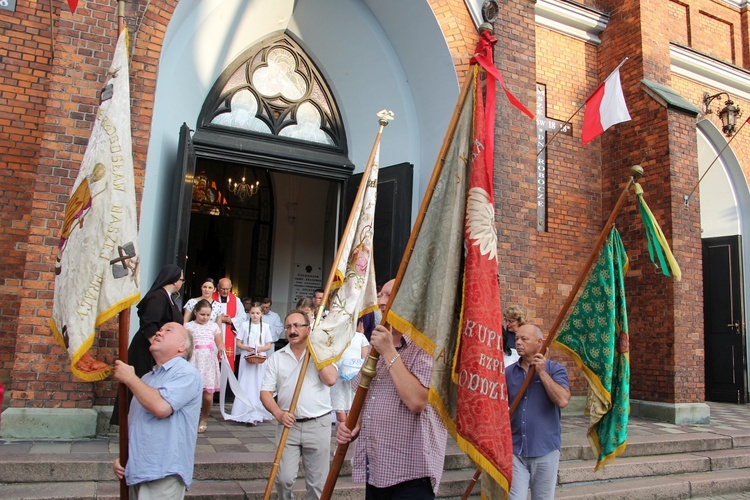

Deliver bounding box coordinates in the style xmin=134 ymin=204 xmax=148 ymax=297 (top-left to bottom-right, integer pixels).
xmin=336 ymin=279 xmax=448 ymax=499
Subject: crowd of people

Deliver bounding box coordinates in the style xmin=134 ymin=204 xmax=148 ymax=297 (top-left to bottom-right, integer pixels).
xmin=113 ymin=264 xmax=568 ymax=500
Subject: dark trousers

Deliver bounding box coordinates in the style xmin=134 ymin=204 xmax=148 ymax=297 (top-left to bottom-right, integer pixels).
xmin=366 ymin=477 xmax=434 ymax=500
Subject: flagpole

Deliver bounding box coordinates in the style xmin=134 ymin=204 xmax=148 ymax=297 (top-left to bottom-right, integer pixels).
xmin=116 ymin=4 xmax=129 ymax=499
xmin=684 ymin=117 xmax=749 ymax=206
xmin=262 ymin=113 xmax=392 ymax=500
xmin=536 ymin=57 xmax=628 ymax=159
xmin=117 ymin=310 xmax=130 ymax=500
xmin=320 ymin=72 xmax=475 ymax=500
xmin=509 ymin=165 xmax=642 ymax=415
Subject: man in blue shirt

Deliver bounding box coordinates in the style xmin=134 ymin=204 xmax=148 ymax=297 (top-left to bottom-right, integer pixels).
xmin=112 ymin=322 xmax=202 ymax=499
xmin=506 ymin=323 xmax=570 ymax=500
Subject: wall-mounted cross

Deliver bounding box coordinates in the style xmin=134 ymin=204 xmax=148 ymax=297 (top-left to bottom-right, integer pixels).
xmin=536 ymin=84 xmax=572 ymax=232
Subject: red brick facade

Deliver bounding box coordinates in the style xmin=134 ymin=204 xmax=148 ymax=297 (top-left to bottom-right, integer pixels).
xmin=1 ymin=0 xmax=748 ymax=412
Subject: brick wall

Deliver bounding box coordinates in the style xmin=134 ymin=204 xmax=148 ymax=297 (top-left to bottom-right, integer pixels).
xmin=6 ymin=0 xmax=176 ymax=408
xmin=0 ymin=0 xmax=53 ymax=397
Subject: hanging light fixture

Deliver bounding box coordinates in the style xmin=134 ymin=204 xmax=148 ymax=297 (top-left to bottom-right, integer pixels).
xmin=703 ymin=91 xmax=742 ymax=137
xmin=227 ymin=168 xmax=260 ymax=201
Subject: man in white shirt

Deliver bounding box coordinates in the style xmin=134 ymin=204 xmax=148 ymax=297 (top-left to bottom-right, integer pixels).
xmin=261 ymin=297 xmax=283 ymax=356
xmin=260 ymin=310 xmax=338 ymax=500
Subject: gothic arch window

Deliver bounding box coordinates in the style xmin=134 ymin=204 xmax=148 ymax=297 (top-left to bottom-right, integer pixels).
xmin=197 ymin=32 xmax=349 ymax=167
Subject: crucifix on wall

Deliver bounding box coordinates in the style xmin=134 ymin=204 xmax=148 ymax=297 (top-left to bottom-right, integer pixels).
xmin=536 ymin=83 xmax=572 ymax=232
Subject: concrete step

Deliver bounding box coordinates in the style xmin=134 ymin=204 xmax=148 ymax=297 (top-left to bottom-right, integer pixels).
xmin=0 ymin=469 xmax=482 ymax=500
xmin=560 ymin=432 xmax=734 ymax=462
xmin=559 ymin=453 xmax=711 ymax=484
xmin=0 ymin=447 xmax=473 ymax=484
xmin=555 ymin=468 xmax=750 ymax=499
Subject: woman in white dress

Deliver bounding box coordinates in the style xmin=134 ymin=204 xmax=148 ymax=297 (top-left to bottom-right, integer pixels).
xmin=230 ymin=302 xmax=273 ymax=424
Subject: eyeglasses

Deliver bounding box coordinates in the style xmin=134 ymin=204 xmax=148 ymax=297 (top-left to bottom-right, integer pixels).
xmin=284 ymin=323 xmax=310 ymax=331
xmin=219 ymin=287 xmax=231 ymax=292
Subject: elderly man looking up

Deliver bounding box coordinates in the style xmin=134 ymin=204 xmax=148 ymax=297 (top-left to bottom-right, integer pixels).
xmin=507 ymin=323 xmax=570 ymax=500
xmin=112 ymin=322 xmax=202 ymax=499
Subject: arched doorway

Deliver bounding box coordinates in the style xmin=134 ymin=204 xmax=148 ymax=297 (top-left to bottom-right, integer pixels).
xmin=697 ymin=121 xmax=750 ymax=403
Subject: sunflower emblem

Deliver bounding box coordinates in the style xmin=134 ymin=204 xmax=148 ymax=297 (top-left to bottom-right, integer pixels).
xmin=466 ymin=187 xmax=497 ymax=261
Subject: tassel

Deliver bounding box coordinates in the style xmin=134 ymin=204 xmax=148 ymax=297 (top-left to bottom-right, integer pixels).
xmin=634 ymin=184 xmax=682 ymax=281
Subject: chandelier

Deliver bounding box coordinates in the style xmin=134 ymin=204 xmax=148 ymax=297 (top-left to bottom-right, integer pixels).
xmin=227 ymin=169 xmax=260 ymax=201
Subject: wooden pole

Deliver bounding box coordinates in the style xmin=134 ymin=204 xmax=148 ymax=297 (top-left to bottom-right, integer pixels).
xmin=117 ymin=5 xmax=129 ymax=499
xmin=263 ymin=113 xmax=392 ymax=499
xmin=320 ymin=72 xmax=475 ymax=500
xmin=117 ymin=309 xmax=130 ymax=500
xmin=459 ymin=167 xmax=641 ymax=499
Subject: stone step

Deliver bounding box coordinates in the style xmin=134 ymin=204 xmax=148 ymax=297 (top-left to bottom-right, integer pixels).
xmin=559 ymin=447 xmax=750 ymax=485
xmin=559 ymin=453 xmax=711 ymax=484
xmin=555 ymin=468 xmax=750 ymax=499
xmin=0 ymin=447 xmax=473 ymax=484
xmin=0 ymin=469 xmax=482 ymax=500
xmin=560 ymin=432 xmax=734 ymax=462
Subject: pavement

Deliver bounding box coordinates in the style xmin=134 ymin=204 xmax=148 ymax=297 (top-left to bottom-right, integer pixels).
xmin=1 ymin=401 xmax=749 ymax=460
xmin=0 ymin=403 xmax=750 ymax=500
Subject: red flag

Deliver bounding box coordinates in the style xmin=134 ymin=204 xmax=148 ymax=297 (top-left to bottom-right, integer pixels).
xmin=67 ymin=0 xmax=78 ymax=13
xmin=455 ymin=67 xmax=513 ymax=493
xmin=582 ymin=66 xmax=631 ymax=145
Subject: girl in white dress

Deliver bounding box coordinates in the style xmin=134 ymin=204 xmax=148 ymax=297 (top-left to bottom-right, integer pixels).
xmin=186 ymin=299 xmax=225 ymax=433
xmin=230 ymin=302 xmax=273 ymax=424
xmin=331 ymin=328 xmax=370 ymax=423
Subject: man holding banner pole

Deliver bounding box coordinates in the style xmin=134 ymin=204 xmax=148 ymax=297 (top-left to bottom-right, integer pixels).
xmin=336 ymin=279 xmax=447 ymax=498
xmin=507 ymin=323 xmax=570 ymax=500
xmin=260 ymin=309 xmax=338 ymax=499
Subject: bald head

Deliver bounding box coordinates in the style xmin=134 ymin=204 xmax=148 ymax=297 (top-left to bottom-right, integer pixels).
xmin=149 ymin=322 xmax=193 ymax=364
xmin=218 ymin=278 xmax=232 ymax=297
xmin=515 ymin=323 xmax=544 ymax=360
xmin=378 ymin=279 xmax=395 ymax=314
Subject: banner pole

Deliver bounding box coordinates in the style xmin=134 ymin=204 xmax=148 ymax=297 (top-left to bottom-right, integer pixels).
xmin=117 ymin=308 xmax=130 ymax=500
xmin=263 ymin=114 xmax=391 ymax=499
xmin=116 ymin=4 xmax=129 ymax=498
xmin=320 ymin=72 xmax=475 ymax=500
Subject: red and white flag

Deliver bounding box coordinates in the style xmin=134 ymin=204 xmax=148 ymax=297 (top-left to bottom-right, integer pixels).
xmin=582 ymin=66 xmax=631 ymax=145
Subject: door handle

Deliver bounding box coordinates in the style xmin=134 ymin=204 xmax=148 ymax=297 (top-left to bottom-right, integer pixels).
xmin=727 ymin=322 xmax=739 ymax=329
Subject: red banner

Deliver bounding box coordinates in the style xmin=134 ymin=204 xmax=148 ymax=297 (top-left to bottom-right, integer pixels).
xmin=454 ymin=70 xmax=513 ymax=492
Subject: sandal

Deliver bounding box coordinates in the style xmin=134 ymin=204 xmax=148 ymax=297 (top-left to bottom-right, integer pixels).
xmin=198 ymin=420 xmax=207 ymax=433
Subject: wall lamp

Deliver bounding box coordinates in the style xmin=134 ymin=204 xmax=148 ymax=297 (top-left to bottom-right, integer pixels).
xmin=703 ymin=91 xmax=742 ymax=137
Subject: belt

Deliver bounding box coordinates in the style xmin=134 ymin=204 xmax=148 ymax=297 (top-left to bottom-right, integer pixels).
xmin=295 ymin=413 xmax=328 ymax=423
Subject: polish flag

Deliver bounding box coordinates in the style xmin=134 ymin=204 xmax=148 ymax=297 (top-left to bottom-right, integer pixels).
xmin=582 ymin=67 xmax=631 ymax=145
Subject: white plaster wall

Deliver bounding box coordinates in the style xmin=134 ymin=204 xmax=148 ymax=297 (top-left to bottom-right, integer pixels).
xmin=697 ymin=120 xmax=750 ymax=399
xmin=697 ymin=130 xmax=740 ymax=238
xmin=135 ymin=0 xmax=459 ymax=335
